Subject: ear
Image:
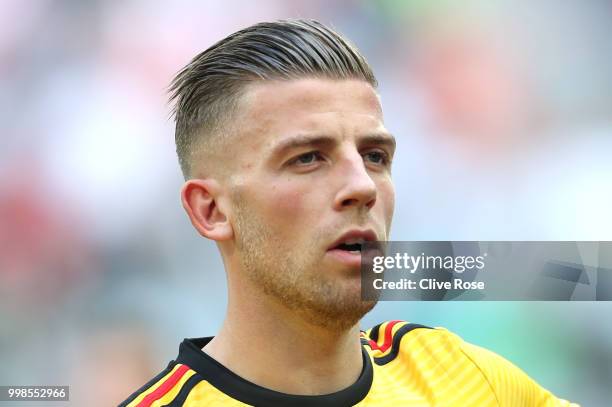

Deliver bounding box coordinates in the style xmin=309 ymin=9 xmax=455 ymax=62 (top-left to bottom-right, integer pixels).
xmin=181 ymin=179 xmax=233 ymax=241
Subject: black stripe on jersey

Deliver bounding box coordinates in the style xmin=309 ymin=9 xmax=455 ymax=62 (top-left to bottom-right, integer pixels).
xmin=163 ymin=373 xmax=203 ymax=407
xmin=368 ymin=323 xmax=383 ymax=343
xmin=373 ymin=323 xmax=432 ymax=366
xmin=118 ymin=361 xmax=176 ymax=407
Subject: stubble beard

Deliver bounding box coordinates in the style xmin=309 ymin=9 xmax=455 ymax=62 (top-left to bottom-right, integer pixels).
xmin=233 ymin=201 xmax=377 ymax=332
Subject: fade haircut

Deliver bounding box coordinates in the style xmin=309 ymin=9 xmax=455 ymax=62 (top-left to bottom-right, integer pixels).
xmin=169 ymin=19 xmax=377 ymax=179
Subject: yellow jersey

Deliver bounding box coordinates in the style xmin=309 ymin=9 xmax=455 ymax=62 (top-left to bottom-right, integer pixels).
xmin=119 ymin=321 xmax=578 ymax=406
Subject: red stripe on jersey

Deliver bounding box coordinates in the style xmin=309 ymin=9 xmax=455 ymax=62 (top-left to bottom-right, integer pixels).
xmin=136 ymin=364 xmax=190 ymax=407
xmin=368 ymin=320 xmax=402 ymax=352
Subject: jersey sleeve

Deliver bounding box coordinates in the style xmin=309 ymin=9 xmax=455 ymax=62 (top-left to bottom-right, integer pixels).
xmin=458 ymin=339 xmax=580 ymax=407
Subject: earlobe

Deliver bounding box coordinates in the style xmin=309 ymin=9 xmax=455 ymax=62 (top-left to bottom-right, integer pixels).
xmin=181 ymin=179 xmax=233 ymax=241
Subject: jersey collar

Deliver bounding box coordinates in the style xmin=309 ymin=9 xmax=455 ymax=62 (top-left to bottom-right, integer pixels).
xmin=176 ymin=336 xmax=373 ymax=407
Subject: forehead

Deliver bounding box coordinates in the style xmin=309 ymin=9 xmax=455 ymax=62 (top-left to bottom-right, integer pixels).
xmin=236 ymin=78 xmax=384 ymax=141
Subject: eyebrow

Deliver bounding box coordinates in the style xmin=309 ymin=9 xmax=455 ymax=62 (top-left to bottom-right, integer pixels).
xmin=360 ymin=133 xmax=396 ymax=151
xmin=271 ymin=132 xmax=396 ymax=157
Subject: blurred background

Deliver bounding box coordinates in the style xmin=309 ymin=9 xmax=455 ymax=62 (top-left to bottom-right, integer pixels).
xmin=1 ymin=0 xmax=611 ymax=405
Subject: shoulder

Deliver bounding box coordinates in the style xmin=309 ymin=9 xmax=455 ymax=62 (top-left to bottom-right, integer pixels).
xmin=361 ymin=320 xmax=461 ymax=358
xmin=118 ymin=362 xmax=202 ymax=407
xmin=458 ymin=340 xmax=579 ymax=406
xmin=360 ymin=320 xmax=461 ymax=365
xmin=362 ymin=320 xmax=579 ymax=406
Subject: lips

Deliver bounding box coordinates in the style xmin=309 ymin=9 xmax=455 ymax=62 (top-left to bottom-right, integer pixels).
xmin=326 ymin=229 xmax=379 ymax=268
xmin=328 ymin=229 xmax=378 ymax=252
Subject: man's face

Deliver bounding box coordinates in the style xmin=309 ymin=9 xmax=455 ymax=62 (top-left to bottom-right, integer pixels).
xmin=226 ymin=78 xmax=395 ymax=330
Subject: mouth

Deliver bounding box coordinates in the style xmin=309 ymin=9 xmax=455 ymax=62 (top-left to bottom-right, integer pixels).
xmin=329 ymin=229 xmax=378 ymax=251
xmin=326 ymin=230 xmax=378 ymax=267
xmin=332 ymin=241 xmax=365 ymax=254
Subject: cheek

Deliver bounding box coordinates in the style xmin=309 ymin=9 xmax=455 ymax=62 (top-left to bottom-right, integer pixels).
xmin=259 ymin=183 xmax=313 ymax=227
xmin=378 ymin=180 xmax=395 ymax=224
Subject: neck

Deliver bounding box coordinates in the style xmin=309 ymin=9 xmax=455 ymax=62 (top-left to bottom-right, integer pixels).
xmin=203 ymin=276 xmax=364 ymax=395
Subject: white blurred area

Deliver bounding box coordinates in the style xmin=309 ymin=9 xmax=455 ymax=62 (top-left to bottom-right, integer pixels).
xmin=0 ymin=1 xmax=611 ymax=405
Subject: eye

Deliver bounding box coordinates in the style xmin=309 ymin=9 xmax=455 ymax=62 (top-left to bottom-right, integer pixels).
xmin=363 ymin=150 xmax=390 ymax=166
xmin=290 ymin=151 xmax=323 ymax=166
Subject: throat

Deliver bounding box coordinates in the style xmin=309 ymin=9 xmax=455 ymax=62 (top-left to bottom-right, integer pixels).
xmin=206 ymin=318 xmax=365 ymax=396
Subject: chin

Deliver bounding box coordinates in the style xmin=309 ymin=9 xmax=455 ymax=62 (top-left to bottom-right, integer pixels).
xmin=306 ymin=296 xmax=378 ymax=332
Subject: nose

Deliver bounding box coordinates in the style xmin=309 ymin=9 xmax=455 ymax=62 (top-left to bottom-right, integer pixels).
xmin=333 ymin=151 xmax=377 ymax=211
